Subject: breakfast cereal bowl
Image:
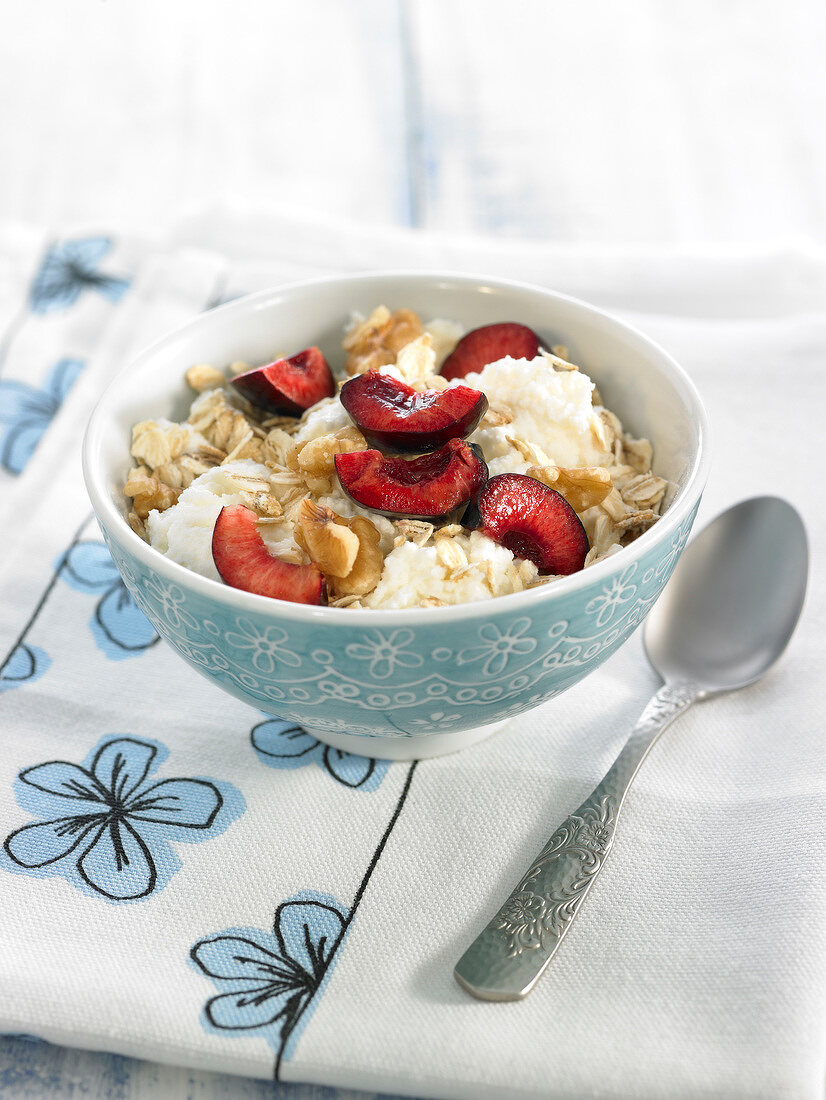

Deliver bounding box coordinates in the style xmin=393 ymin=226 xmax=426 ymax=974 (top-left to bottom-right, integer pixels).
xmin=83 ymin=272 xmax=709 ymax=759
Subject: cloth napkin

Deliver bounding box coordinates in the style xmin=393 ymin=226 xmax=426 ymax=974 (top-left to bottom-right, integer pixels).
xmin=0 ymin=212 xmax=824 ymax=1100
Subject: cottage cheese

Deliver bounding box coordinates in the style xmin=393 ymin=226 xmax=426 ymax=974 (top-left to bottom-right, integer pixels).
xmin=460 ymin=355 xmax=610 ymax=475
xmin=147 ymin=460 xmax=290 ymax=583
xmin=364 ymin=531 xmax=537 ymax=609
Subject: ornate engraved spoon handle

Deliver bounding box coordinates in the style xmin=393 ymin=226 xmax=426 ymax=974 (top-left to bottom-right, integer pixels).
xmin=454 ymin=681 xmax=701 ymax=1001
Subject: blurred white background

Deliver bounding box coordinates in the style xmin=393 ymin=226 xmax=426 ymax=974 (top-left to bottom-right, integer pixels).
xmin=3 ymin=0 xmax=825 ymax=244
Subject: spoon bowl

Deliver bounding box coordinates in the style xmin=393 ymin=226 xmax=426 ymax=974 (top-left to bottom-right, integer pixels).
xmin=644 ymin=496 xmax=809 ymax=694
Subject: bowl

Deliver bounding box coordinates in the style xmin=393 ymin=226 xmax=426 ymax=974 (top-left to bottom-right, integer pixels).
xmin=83 ymin=271 xmax=709 ymax=760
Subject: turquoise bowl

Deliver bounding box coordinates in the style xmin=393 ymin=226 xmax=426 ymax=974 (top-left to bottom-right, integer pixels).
xmin=83 ymin=272 xmax=709 ymax=759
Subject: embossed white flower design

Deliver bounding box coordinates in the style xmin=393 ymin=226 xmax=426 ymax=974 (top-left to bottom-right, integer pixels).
xmin=585 ymin=565 xmax=638 ymax=628
xmin=224 ymin=619 xmax=301 ymax=674
xmin=141 ymin=576 xmax=197 ymax=632
xmin=345 ymin=630 xmax=423 ymax=681
xmin=457 ymin=617 xmax=536 ymax=676
xmin=407 ymin=711 xmax=462 ymax=729
xmin=575 ymin=820 xmax=612 ymax=853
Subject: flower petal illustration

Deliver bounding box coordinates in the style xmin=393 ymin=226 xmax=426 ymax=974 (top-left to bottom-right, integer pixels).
xmin=1 ymin=417 xmax=48 ymax=476
xmin=4 ymin=815 xmax=101 ymax=868
xmin=94 ymin=583 xmax=158 ymax=654
xmin=0 ymin=644 xmax=51 ymax=694
xmin=251 ymin=719 xmax=319 ymax=761
xmin=77 ymin=818 xmax=157 ymax=900
xmin=128 ymin=778 xmax=223 ymax=829
xmin=91 ymin=738 xmax=157 ymax=802
xmin=322 ymin=748 xmax=376 ymax=789
xmin=274 ymin=900 xmax=346 ymax=980
xmin=192 ymin=935 xmax=293 ymax=982
xmin=46 ymin=357 xmax=84 ymax=403
xmin=205 ymin=986 xmax=303 ymax=1032
xmin=61 ymin=542 xmax=121 ymax=593
xmin=18 ymin=761 xmax=105 ymax=803
xmin=0 ymin=381 xmax=52 ymax=425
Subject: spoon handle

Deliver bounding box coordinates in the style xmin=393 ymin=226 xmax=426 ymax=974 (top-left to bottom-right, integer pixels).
xmin=454 ymin=681 xmax=701 ymax=1001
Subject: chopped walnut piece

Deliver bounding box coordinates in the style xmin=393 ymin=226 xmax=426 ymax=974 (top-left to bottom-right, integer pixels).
xmin=343 ymin=305 xmax=425 ymax=375
xmin=127 ymin=511 xmax=147 ymax=539
xmin=185 ymin=364 xmax=226 ymax=392
xmin=526 ymin=464 xmax=613 ymax=514
xmin=123 ymin=471 xmax=180 ymax=518
xmin=288 ymin=426 xmax=367 ymax=495
xmin=384 ymin=308 xmax=423 ymax=354
xmin=296 ymin=499 xmax=360 ymax=578
xmin=393 ymin=519 xmax=435 ymax=547
xmin=130 ymin=421 xmax=190 ymax=469
xmin=329 ymin=515 xmax=384 ymax=597
xmin=394 ymin=333 xmax=436 ymax=384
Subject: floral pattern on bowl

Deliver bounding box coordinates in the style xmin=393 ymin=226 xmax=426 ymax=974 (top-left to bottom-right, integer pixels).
xmin=100 ymin=502 xmax=698 ymax=742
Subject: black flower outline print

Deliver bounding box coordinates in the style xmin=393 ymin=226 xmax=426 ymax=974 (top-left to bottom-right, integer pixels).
xmin=3 ymin=736 xmax=244 ymax=902
xmin=29 ymin=237 xmax=129 ymax=314
xmin=0 ymin=643 xmax=51 ymax=695
xmin=60 ymin=541 xmax=159 ymax=659
xmin=191 ymin=762 xmax=419 ymax=1079
xmin=190 ymin=895 xmax=346 ymax=1059
xmin=250 ymin=717 xmax=389 ymax=791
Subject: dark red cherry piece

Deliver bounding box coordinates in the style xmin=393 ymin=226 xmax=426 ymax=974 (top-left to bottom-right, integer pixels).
xmin=334 ymin=438 xmax=488 ymax=522
xmin=440 ymin=323 xmax=541 ymax=381
xmin=339 ymin=370 xmax=488 ymax=451
xmin=464 ymin=472 xmax=588 ymax=575
xmin=230 ymin=346 xmax=335 ymax=415
xmin=212 ymin=505 xmax=326 ymax=604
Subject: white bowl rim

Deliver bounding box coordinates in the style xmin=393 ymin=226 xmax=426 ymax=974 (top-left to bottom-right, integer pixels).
xmin=83 ymin=269 xmax=711 ymax=627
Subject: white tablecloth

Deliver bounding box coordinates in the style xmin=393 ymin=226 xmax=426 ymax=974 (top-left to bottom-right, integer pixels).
xmin=0 ymin=211 xmax=824 ymax=1099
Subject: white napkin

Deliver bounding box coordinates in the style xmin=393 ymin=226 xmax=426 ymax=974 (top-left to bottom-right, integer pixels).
xmin=0 ymin=212 xmax=824 ymax=1100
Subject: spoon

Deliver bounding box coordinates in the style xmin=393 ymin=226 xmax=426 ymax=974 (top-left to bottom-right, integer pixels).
xmin=454 ymin=496 xmax=808 ymax=1001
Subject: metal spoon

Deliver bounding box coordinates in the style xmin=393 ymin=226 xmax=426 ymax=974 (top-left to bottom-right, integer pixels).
xmin=454 ymin=496 xmax=808 ymax=1001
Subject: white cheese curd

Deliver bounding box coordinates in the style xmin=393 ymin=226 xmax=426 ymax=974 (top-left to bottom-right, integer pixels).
xmin=365 ymin=531 xmax=537 ymax=609
xmin=292 ymin=397 xmax=352 ymax=443
xmin=146 ymin=460 xmax=290 ymax=583
xmin=459 ymin=355 xmax=610 ymax=475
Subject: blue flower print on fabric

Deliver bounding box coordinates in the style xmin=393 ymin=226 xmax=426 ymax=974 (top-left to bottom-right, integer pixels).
xmin=2 ymin=736 xmax=245 ymax=902
xmin=251 ymin=717 xmax=389 ymax=791
xmin=190 ymin=892 xmax=348 ymax=1065
xmin=0 ymin=358 xmax=84 ymax=475
xmin=0 ymin=644 xmax=51 ymax=694
xmin=60 ymin=541 xmax=159 ymax=660
xmin=29 ymin=237 xmax=129 ymax=314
